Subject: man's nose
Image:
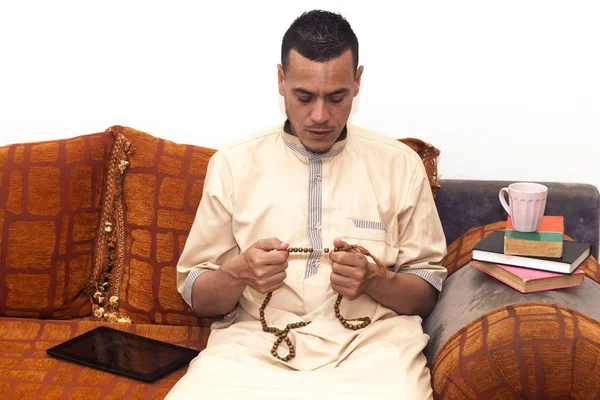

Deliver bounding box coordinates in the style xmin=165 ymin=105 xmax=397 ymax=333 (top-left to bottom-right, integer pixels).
xmin=310 ymin=100 xmax=329 ymax=125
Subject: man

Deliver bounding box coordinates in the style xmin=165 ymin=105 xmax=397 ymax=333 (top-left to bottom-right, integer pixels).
xmin=168 ymin=9 xmax=447 ymax=399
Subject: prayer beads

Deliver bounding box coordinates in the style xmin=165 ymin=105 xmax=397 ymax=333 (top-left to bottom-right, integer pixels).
xmin=261 ymin=243 xmax=386 ymax=362
xmin=287 ymin=247 xmax=330 ymax=253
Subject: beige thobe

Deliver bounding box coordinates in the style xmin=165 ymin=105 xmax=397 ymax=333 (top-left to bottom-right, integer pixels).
xmin=169 ymin=123 xmax=447 ymax=399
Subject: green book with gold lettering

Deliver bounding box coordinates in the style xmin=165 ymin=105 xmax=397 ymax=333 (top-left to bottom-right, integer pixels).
xmin=504 ymin=216 xmax=564 ymax=258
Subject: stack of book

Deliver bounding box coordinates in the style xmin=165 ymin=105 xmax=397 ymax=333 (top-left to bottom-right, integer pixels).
xmin=471 ymin=216 xmax=591 ymax=293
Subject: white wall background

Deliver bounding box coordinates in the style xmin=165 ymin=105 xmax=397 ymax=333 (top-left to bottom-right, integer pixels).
xmin=1 ymin=1 xmax=599 ymax=193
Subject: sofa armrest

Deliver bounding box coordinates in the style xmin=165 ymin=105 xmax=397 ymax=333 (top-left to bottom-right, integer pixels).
xmin=435 ymin=179 xmax=600 ymax=259
xmin=424 ymin=264 xmax=600 ymax=399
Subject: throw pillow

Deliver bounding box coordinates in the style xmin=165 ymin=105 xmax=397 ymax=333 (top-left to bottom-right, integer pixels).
xmin=0 ymin=131 xmax=114 ymax=318
xmin=397 ymin=137 xmax=441 ymax=197
xmin=87 ymin=126 xmax=216 ymax=325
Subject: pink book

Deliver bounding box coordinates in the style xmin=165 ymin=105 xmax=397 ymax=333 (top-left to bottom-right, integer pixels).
xmin=471 ymin=261 xmax=584 ymax=293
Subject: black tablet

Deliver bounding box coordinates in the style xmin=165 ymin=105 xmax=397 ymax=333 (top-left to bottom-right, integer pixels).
xmin=46 ymin=326 xmax=199 ymax=382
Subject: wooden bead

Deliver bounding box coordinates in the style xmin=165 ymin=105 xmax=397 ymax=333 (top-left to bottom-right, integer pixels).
xmin=324 ymin=248 xmax=329 ymax=253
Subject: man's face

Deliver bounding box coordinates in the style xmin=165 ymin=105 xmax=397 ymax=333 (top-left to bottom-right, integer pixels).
xmin=278 ymin=49 xmax=363 ymax=153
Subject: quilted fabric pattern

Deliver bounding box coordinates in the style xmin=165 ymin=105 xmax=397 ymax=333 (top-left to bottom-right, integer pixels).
xmin=0 ymin=132 xmax=114 ymax=318
xmin=89 ymin=126 xmax=216 ymax=325
xmin=0 ymin=317 xmax=209 ymax=399
xmin=431 ymin=303 xmax=600 ymax=399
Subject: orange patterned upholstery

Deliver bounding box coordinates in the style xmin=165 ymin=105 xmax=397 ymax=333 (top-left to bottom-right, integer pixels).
xmin=0 ymin=132 xmax=114 ymax=319
xmin=432 ymin=303 xmax=600 ymax=399
xmin=87 ymin=126 xmax=216 ymax=325
xmin=0 ymin=317 xmax=209 ymax=399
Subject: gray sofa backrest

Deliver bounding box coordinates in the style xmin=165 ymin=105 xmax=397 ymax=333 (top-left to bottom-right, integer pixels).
xmin=434 ymin=179 xmax=600 ymax=259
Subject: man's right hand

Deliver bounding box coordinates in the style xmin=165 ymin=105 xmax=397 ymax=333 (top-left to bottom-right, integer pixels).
xmin=226 ymin=238 xmax=289 ymax=294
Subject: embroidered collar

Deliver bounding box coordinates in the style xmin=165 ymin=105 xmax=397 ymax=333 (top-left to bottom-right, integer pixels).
xmin=281 ymin=121 xmax=347 ymax=159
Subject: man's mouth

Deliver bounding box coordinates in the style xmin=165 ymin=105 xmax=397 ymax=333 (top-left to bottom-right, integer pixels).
xmin=307 ymin=130 xmax=332 ymax=136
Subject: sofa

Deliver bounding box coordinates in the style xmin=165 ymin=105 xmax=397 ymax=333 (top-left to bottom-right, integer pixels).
xmin=0 ymin=125 xmax=598 ymax=399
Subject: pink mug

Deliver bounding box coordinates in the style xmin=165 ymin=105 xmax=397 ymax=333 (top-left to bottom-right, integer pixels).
xmin=499 ymin=182 xmax=548 ymax=232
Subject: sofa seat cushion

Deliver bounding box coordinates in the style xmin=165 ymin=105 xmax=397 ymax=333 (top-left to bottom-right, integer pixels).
xmin=0 ymin=317 xmax=209 ymax=399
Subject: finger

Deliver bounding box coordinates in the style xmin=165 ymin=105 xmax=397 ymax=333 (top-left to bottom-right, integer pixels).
xmin=263 ymin=281 xmax=285 ymax=293
xmin=255 ymin=237 xmax=289 ymax=252
xmin=267 ymin=261 xmax=289 ymax=274
xmin=330 ymin=262 xmax=357 ymax=278
xmin=330 ymin=271 xmax=354 ymax=289
xmin=263 ymin=250 xmax=290 ymax=266
xmin=250 ymin=247 xmax=289 ymax=267
xmin=267 ymin=270 xmax=287 ymax=285
xmin=255 ymin=268 xmax=287 ymax=285
xmin=259 ymin=271 xmax=287 ymax=293
xmin=330 ymin=280 xmax=360 ymax=300
xmin=330 ymin=251 xmax=366 ymax=270
xmin=333 ymin=237 xmax=349 ymax=249
xmin=253 ymin=261 xmax=288 ymax=280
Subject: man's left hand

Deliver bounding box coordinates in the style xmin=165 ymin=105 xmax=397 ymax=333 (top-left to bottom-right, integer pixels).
xmin=329 ymin=237 xmax=386 ymax=300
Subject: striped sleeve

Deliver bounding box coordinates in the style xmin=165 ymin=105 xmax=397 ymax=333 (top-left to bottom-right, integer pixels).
xmin=182 ymin=268 xmax=214 ymax=309
xmin=397 ymin=268 xmax=443 ymax=291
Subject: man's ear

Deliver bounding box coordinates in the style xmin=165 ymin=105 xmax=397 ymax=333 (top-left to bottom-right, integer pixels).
xmin=277 ymin=64 xmax=285 ymax=96
xmin=354 ymin=65 xmax=364 ymax=97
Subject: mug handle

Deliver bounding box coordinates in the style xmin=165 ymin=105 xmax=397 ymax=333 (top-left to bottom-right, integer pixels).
xmin=499 ymin=187 xmax=511 ymax=215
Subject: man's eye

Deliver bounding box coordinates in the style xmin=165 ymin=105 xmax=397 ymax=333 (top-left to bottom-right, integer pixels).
xmin=329 ymin=97 xmax=344 ymax=104
xmin=298 ymin=97 xmax=311 ymax=103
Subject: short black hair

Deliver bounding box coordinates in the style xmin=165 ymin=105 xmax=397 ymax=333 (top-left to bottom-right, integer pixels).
xmin=281 ymin=10 xmax=359 ymax=72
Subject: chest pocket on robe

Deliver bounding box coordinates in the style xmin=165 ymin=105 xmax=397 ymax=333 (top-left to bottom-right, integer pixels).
xmin=342 ymin=218 xmax=397 ymax=268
